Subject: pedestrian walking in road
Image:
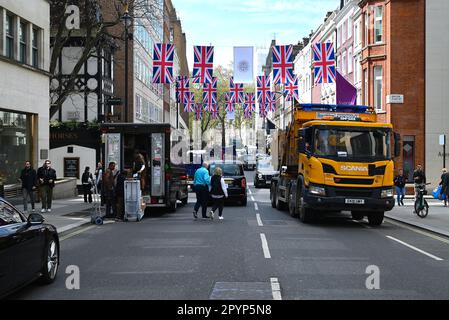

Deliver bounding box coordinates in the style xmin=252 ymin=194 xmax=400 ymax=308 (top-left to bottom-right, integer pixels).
xmin=95 ymin=162 xmax=103 ymax=205
xmin=19 ymin=161 xmax=37 ymax=213
xmin=37 ymin=160 xmax=57 ymax=213
xmin=209 ymin=167 xmax=228 ymax=220
xmin=81 ymin=166 xmax=94 ymax=203
xmin=103 ymin=162 xmax=118 ymax=218
xmin=115 ymin=169 xmax=128 ymax=222
xmin=193 ymin=162 xmax=211 ymax=219
xmin=394 ymin=169 xmax=407 ymax=206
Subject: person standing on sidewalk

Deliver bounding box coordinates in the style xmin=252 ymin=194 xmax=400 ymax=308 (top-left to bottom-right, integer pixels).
xmin=441 ymin=168 xmax=449 ymax=207
xmin=94 ymin=162 xmax=103 ymax=205
xmin=193 ymin=162 xmax=211 ymax=219
xmin=37 ymin=160 xmax=56 ymax=213
xmin=394 ymin=169 xmax=406 ymax=206
xmin=208 ymin=167 xmax=228 ymax=220
xmin=81 ymin=166 xmax=94 ymax=203
xmin=19 ymin=161 xmax=37 ymax=213
xmin=103 ymin=162 xmax=118 ymax=218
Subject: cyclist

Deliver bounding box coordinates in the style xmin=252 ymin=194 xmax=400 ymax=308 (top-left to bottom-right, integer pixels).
xmin=413 ymin=164 xmax=426 ymax=198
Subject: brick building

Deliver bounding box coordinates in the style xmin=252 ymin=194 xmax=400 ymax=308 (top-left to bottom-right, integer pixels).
xmin=359 ymin=0 xmax=425 ymax=182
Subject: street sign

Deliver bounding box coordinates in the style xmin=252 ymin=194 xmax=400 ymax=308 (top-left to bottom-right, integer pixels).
xmin=439 ymin=134 xmax=446 ymax=146
xmin=386 ymin=94 xmax=404 ymax=104
xmin=106 ymin=98 xmax=123 ymax=105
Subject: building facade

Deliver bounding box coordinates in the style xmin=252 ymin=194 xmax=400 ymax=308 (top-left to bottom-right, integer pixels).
xmin=0 ymin=0 xmax=50 ymax=186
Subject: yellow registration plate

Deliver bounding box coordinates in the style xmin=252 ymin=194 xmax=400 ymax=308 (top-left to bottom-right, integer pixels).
xmin=225 ymin=180 xmax=233 ymax=185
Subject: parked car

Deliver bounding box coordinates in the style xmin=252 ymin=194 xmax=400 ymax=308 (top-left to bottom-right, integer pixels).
xmin=243 ymin=154 xmax=256 ymax=170
xmin=208 ymin=161 xmax=247 ymax=206
xmin=254 ymin=159 xmax=278 ymax=188
xmin=0 ymin=197 xmax=59 ymax=299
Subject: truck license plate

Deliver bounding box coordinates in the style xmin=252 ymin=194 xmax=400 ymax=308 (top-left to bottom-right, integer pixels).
xmin=345 ymin=199 xmax=365 ymax=204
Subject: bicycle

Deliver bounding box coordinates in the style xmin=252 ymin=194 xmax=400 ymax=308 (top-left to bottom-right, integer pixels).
xmin=414 ymin=183 xmax=430 ymax=218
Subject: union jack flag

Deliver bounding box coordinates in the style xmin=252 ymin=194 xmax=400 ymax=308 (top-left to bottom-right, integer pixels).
xmin=284 ymin=75 xmax=299 ymax=103
xmin=152 ymin=43 xmax=175 ymax=84
xmin=244 ymin=93 xmax=256 ymax=113
xmin=183 ymin=91 xmax=195 ymax=112
xmin=267 ymin=92 xmax=276 ymax=113
xmin=194 ymin=103 xmax=204 ymax=120
xmin=313 ymin=42 xmax=336 ymax=84
xmin=257 ymin=76 xmax=271 ymax=104
xmin=210 ymin=105 xmax=219 ymax=119
xmin=176 ymin=76 xmax=190 ymax=103
xmin=244 ymin=108 xmax=252 ymax=119
xmin=259 ymin=104 xmax=268 ymax=118
xmin=193 ymin=46 xmax=214 ymax=83
xmin=272 ymin=45 xmax=294 ymax=85
xmin=203 ymin=77 xmax=217 ymax=112
xmin=225 ymin=92 xmax=235 ymax=113
xmin=229 ymin=77 xmax=244 ymax=104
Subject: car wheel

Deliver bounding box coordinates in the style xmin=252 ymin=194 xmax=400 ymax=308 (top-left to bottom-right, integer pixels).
xmin=39 ymin=237 xmax=59 ymax=284
xmin=351 ymin=211 xmax=365 ymax=221
xmin=367 ymin=212 xmax=384 ymax=226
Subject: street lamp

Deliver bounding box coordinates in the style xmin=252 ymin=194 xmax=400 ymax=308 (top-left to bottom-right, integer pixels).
xmin=121 ymin=5 xmax=132 ymax=123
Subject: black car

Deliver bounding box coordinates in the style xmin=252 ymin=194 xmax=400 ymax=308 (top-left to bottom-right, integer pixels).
xmin=209 ymin=161 xmax=247 ymax=206
xmin=0 ymin=197 xmax=60 ymax=299
xmin=254 ymin=159 xmax=278 ymax=188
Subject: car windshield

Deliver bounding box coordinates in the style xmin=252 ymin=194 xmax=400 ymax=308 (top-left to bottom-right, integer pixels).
xmin=210 ymin=164 xmax=244 ymax=176
xmin=258 ymin=162 xmax=274 ymax=170
xmin=313 ymin=127 xmax=391 ymax=160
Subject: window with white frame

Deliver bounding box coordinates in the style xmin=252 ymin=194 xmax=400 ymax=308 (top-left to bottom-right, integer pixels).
xmin=348 ymin=46 xmax=353 ymax=73
xmin=364 ymin=12 xmax=369 ymax=46
xmin=364 ymin=69 xmax=368 ymax=105
xmin=337 ymin=55 xmax=341 ymax=72
xmin=354 ymin=21 xmax=358 ymax=46
xmin=337 ymin=26 xmax=341 ymax=48
xmin=19 ymin=22 xmax=27 ymax=64
xmin=374 ymin=66 xmax=383 ymax=110
xmin=343 ymin=21 xmax=347 ymax=43
xmin=374 ymin=6 xmax=383 ymax=43
xmin=348 ymin=19 xmax=352 ymax=39
xmin=353 ymin=56 xmax=358 ymax=82
xmin=32 ymin=28 xmax=39 ymax=68
xmin=342 ymin=51 xmax=347 ymax=75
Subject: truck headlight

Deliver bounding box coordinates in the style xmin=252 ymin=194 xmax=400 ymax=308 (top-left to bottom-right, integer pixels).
xmin=381 ymin=188 xmax=394 ymax=198
xmin=309 ymin=185 xmax=326 ymax=196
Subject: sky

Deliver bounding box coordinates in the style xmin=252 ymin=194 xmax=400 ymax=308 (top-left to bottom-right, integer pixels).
xmin=171 ymin=0 xmax=339 ymax=73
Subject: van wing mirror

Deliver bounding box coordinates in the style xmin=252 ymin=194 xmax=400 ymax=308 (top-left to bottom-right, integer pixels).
xmin=394 ymin=132 xmax=401 ymax=158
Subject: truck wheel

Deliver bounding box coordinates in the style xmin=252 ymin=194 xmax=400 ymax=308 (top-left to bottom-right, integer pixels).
xmin=168 ymin=199 xmax=177 ymax=212
xmin=367 ymin=212 xmax=384 ymax=226
xmin=351 ymin=211 xmax=365 ymax=221
xmin=270 ymin=184 xmax=277 ymax=208
xmin=276 ymin=193 xmax=287 ymax=211
xmin=288 ymin=193 xmax=299 ymax=217
xmin=299 ymin=205 xmax=314 ymax=223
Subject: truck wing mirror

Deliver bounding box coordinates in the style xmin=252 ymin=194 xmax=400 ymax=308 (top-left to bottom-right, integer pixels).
xmin=394 ymin=132 xmax=401 ymax=158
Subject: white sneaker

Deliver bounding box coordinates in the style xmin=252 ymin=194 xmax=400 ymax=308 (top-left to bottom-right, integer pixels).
xmin=47 ymin=209 xmax=52 ymax=213
xmin=219 ymin=216 xmax=224 ymax=220
xmin=209 ymin=211 xmax=214 ymax=220
xmin=41 ymin=209 xmax=46 ymax=213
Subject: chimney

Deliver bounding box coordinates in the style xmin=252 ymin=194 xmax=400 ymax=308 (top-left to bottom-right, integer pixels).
xmin=303 ymin=37 xmax=310 ymax=46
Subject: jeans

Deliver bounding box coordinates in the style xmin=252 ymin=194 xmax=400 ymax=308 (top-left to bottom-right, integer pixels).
xmin=83 ymin=184 xmax=92 ymax=203
xmin=22 ymin=188 xmax=35 ymax=211
xmin=40 ymin=185 xmax=53 ymax=210
xmin=194 ymin=185 xmax=209 ymax=218
xmin=395 ymin=186 xmax=405 ymax=205
xmin=211 ymin=197 xmax=224 ymax=217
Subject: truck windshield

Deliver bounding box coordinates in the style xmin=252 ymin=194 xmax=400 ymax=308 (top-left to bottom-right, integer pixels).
xmin=313 ymin=127 xmax=391 ymax=161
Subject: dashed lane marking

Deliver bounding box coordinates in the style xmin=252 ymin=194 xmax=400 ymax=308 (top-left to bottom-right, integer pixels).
xmin=270 ymin=277 xmax=282 ymax=300
xmin=260 ymin=233 xmax=271 ymax=259
xmin=256 ymin=213 xmax=263 ymax=226
xmin=254 ymin=202 xmax=259 ymax=211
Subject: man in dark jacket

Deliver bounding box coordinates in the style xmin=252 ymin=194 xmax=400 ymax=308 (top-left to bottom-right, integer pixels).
xmin=115 ymin=170 xmax=128 ymax=221
xmin=394 ymin=169 xmax=407 ymax=206
xmin=19 ymin=161 xmax=37 ymax=213
xmin=413 ymin=164 xmax=426 ymax=199
xmin=37 ymin=160 xmax=57 ymax=213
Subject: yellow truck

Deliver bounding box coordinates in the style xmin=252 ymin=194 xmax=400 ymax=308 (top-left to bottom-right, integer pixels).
xmin=270 ymin=104 xmax=400 ymax=226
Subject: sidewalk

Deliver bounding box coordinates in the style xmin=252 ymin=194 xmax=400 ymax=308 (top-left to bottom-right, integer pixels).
xmin=385 ymin=196 xmax=449 ymax=237
xmin=9 ymin=196 xmax=94 ymax=236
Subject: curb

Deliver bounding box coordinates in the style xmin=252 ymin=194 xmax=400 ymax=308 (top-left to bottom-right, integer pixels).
xmin=384 ymin=214 xmax=449 ymax=238
xmin=57 ymin=219 xmax=92 ymax=238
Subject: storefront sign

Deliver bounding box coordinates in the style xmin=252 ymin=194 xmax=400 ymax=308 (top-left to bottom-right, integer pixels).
xmin=386 ymin=94 xmax=404 ymax=104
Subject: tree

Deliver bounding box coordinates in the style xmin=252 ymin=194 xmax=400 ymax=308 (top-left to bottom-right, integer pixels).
xmin=49 ymin=0 xmax=162 ymax=118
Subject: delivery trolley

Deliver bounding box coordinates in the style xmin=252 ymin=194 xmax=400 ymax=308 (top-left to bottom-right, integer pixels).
xmin=124 ymin=179 xmax=144 ymax=222
xmin=91 ymin=182 xmax=105 ymax=225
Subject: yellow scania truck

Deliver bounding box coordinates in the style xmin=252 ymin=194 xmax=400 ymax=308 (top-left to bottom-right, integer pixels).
xmin=270 ymin=104 xmax=400 ymax=226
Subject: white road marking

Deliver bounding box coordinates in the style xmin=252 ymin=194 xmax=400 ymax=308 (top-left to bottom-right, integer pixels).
xmin=60 ymin=225 xmax=96 ymax=242
xmin=251 ymin=196 xmax=255 ymax=202
xmin=386 ymin=236 xmax=444 ymax=261
xmin=385 ymin=219 xmax=449 ymax=244
xmin=352 ymin=220 xmax=372 ymax=229
xmin=270 ymin=277 xmax=282 ymax=300
xmin=260 ymin=233 xmax=271 ymax=259
xmin=254 ymin=202 xmax=259 ymax=211
xmin=256 ymin=213 xmax=263 ymax=226
xmin=248 ymin=189 xmax=252 ymax=195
